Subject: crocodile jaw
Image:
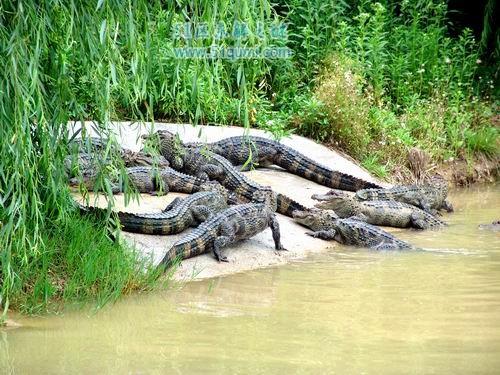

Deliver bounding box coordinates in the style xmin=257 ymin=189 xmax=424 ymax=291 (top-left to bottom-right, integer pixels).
xmin=312 ymin=192 xmax=356 ymax=215
xmin=292 ymin=209 xmax=337 ymax=232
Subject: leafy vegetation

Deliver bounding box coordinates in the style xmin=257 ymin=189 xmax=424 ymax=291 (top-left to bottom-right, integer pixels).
xmin=282 ymin=0 xmax=498 ymax=172
xmin=0 ymin=0 xmax=497 ymax=315
xmin=20 ymin=212 xmax=159 ymax=314
xmin=0 ymin=0 xmax=162 ymax=315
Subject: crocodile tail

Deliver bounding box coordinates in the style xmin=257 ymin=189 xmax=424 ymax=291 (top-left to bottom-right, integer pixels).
xmin=324 ymin=172 xmax=381 ymax=191
xmin=157 ymin=245 xmax=181 ymax=271
xmin=274 ymin=146 xmax=382 ymax=191
xmin=117 ymin=212 xmax=181 ymax=235
xmin=276 ymin=193 xmax=308 ymax=217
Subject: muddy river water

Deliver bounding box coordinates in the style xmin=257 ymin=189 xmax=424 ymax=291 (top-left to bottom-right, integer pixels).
xmin=2 ymin=185 xmax=499 ymax=374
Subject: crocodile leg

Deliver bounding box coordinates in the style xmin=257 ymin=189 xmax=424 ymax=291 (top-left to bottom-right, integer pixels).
xmin=442 ymin=200 xmax=454 ymax=212
xmin=421 ymin=204 xmax=433 ymax=214
xmin=199 ymin=164 xmax=225 ymax=181
xmin=410 ymin=212 xmax=429 ymax=230
xmin=269 ymin=214 xmax=287 ymax=251
xmin=258 ymin=146 xmax=277 ymax=165
xmin=213 ymin=221 xmax=235 ymax=262
xmin=191 ymin=205 xmax=214 ymax=223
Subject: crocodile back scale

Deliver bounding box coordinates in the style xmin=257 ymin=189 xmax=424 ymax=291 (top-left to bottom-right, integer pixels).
xmin=158 ymin=202 xmax=286 ymax=269
xmin=154 ymin=130 xmax=308 ymax=217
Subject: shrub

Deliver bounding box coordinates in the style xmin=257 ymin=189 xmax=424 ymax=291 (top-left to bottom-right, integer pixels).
xmin=314 ymin=56 xmax=373 ymax=154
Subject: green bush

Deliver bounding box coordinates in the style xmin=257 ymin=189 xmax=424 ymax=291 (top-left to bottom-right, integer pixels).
xmin=285 ymin=0 xmax=498 ymax=172
xmin=314 ymin=55 xmax=373 ymax=153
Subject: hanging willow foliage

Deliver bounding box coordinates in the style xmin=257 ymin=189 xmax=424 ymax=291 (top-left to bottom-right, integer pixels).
xmin=0 ymin=0 xmax=282 ymax=314
xmin=0 ymin=0 xmax=157 ymax=314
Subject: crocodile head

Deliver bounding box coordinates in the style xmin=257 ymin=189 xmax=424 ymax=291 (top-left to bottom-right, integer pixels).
xmin=143 ymin=130 xmax=185 ymax=170
xmin=354 ymin=188 xmax=380 ymax=200
xmin=292 ymin=208 xmax=338 ymax=232
xmin=122 ymin=149 xmax=170 ymax=168
xmin=311 ymin=190 xmax=360 ymax=218
xmin=478 ymin=220 xmax=500 ymax=231
xmin=427 ymin=174 xmax=448 ymax=195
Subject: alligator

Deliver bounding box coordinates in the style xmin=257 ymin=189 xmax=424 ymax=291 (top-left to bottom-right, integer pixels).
xmin=65 ymin=137 xmax=169 ymax=177
xmin=354 ymin=175 xmax=453 ymax=213
xmin=184 ymin=135 xmax=382 ymax=191
xmin=151 ymin=130 xmax=307 ymax=217
xmin=122 ymin=150 xmax=170 ymax=168
xmin=158 ymin=201 xmax=287 ymax=269
xmin=312 ymin=190 xmax=446 ymax=229
xmin=293 ymin=209 xmax=414 ymax=250
xmin=478 ymin=220 xmax=500 ymax=231
xmin=70 ymin=166 xmax=209 ymax=196
xmin=82 ymin=182 xmax=228 ymax=235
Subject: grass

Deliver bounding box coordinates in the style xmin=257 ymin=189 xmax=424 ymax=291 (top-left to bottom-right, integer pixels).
xmin=16 ymin=211 xmax=160 ymax=314
xmin=0 ymin=0 xmax=498 ymax=317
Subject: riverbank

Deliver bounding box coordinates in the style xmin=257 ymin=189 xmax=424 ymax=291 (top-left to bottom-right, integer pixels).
xmin=70 ymin=121 xmax=498 ymax=282
xmin=353 ymin=145 xmax=499 ymax=187
xmin=2 ymin=0 xmax=497 ymax=316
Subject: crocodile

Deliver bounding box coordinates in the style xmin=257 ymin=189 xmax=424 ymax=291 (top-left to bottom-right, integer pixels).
xmin=65 ymin=137 xmax=169 ymax=177
xmin=151 ymin=130 xmax=307 ymax=217
xmin=122 ymin=150 xmax=170 ymax=168
xmin=293 ymin=209 xmax=414 ymax=250
xmin=355 ymin=175 xmax=453 ymax=213
xmin=184 ymin=135 xmax=382 ymax=191
xmin=82 ymin=182 xmax=228 ymax=235
xmin=71 ymin=136 xmax=169 ymax=167
xmin=70 ymin=166 xmax=208 ymax=196
xmin=312 ymin=190 xmax=446 ymax=229
xmin=157 ymin=200 xmax=287 ymax=270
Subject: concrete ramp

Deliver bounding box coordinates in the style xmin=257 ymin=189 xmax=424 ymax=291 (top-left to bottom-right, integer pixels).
xmin=71 ymin=122 xmax=386 ymax=280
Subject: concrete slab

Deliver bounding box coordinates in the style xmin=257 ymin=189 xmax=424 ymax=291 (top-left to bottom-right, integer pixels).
xmin=71 ymin=121 xmax=386 ymax=280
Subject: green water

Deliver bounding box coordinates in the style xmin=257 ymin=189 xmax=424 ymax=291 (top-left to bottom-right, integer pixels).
xmin=2 ymin=185 xmax=500 ymax=374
